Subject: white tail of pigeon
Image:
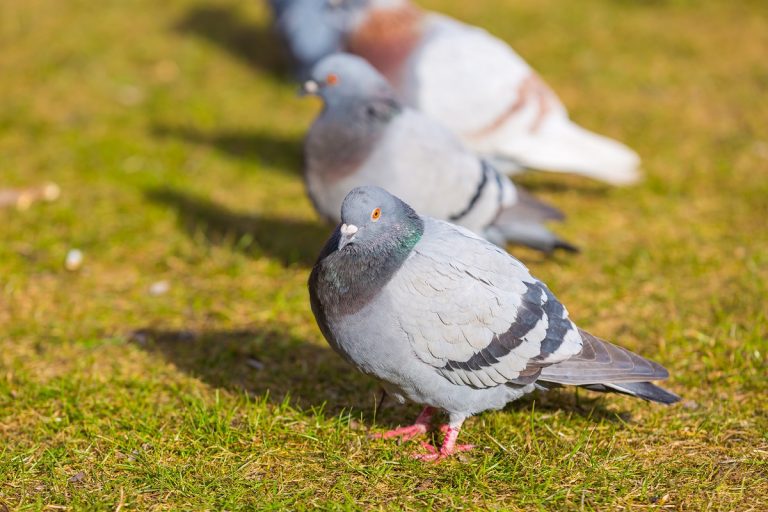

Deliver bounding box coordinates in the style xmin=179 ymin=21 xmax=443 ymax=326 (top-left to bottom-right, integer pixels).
xmin=489 ymin=120 xmax=642 ymax=186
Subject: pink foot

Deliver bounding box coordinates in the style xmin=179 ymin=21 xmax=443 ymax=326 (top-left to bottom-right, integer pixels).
xmin=371 ymin=423 xmax=428 ymax=441
xmin=413 ymin=443 xmax=474 ymax=461
xmin=371 ymin=407 xmax=434 ymax=442
xmin=412 ymin=424 xmax=474 ymax=462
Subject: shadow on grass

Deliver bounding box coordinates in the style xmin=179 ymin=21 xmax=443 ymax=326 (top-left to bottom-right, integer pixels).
xmin=174 ymin=5 xmax=291 ymax=79
xmin=512 ymin=171 xmax=613 ymax=196
xmin=152 ymin=124 xmax=303 ymax=173
xmin=129 ymin=328 xmax=368 ymax=406
xmin=145 ymin=187 xmax=329 ymax=267
xmin=523 ymin=387 xmax=633 ymax=424
xmin=130 ymin=327 xmax=406 ymax=427
xmin=130 ymin=327 xmax=627 ymax=434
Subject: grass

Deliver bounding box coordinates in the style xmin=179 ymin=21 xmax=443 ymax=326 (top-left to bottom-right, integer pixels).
xmin=1 ymin=0 xmax=766 ymax=509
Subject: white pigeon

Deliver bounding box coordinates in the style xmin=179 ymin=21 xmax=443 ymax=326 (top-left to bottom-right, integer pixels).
xmin=333 ymin=0 xmax=642 ymax=185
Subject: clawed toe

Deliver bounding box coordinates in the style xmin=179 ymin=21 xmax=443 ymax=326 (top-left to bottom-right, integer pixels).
xmin=419 ymin=441 xmax=437 ymax=453
xmin=410 ymin=422 xmax=474 ymax=461
xmin=412 ymin=443 xmax=474 ymax=461
xmin=371 ymin=410 xmax=474 ymax=461
xmin=412 ymin=451 xmax=441 ymax=461
xmin=370 ymin=407 xmax=434 ymax=442
xmin=370 ymin=424 xmax=427 ymax=441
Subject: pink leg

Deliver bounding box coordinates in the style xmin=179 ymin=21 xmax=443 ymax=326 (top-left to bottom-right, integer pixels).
xmin=371 ymin=407 xmax=434 ymax=441
xmin=414 ymin=421 xmax=474 ymax=461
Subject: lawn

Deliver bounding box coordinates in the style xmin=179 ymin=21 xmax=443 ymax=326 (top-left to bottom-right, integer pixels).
xmin=1 ymin=0 xmax=766 ymax=509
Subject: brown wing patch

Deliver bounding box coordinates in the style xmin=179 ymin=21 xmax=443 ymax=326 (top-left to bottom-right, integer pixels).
xmin=346 ymin=5 xmax=424 ymax=88
xmin=469 ymin=73 xmax=557 ymax=139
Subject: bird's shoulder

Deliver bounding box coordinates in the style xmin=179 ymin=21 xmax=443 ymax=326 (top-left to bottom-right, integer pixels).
xmin=407 ymin=217 xmax=532 ymax=284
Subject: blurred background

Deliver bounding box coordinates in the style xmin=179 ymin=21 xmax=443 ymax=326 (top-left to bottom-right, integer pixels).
xmin=1 ymin=0 xmax=766 ymax=509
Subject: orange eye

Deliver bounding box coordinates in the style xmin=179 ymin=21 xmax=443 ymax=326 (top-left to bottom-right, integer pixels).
xmin=326 ymin=73 xmax=339 ymax=86
xmin=371 ymin=207 xmax=381 ymax=221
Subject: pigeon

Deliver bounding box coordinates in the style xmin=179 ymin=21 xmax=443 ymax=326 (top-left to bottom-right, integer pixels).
xmin=309 ymin=186 xmax=679 ymax=460
xmin=268 ymin=0 xmax=352 ymax=78
xmin=301 ymin=53 xmax=576 ymax=254
xmin=282 ymin=0 xmax=641 ymax=184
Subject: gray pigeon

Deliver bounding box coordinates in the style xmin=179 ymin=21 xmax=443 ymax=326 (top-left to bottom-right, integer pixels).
xmin=309 ymin=186 xmax=679 ymax=460
xmin=269 ymin=0 xmax=350 ymax=78
xmin=302 ymin=53 xmax=576 ymax=254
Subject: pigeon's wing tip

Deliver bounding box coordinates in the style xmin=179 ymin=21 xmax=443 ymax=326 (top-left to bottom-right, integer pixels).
xmin=553 ymin=239 xmax=580 ymax=254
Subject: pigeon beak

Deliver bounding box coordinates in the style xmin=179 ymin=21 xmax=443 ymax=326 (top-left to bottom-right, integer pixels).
xmin=299 ymin=79 xmax=320 ymax=97
xmin=338 ymin=223 xmax=359 ymax=249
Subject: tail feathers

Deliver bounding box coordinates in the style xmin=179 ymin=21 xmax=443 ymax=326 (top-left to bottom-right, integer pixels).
xmin=553 ymin=238 xmax=580 ymax=254
xmin=511 ymin=187 xmax=565 ymax=222
xmin=493 ymin=121 xmax=642 ymax=186
xmin=581 ymin=382 xmax=681 ymax=405
xmin=539 ymin=329 xmax=679 ymax=404
xmin=490 ymin=188 xmax=578 ymax=254
xmin=540 ymin=329 xmax=669 ymax=384
xmin=490 ymin=214 xmax=578 ymax=254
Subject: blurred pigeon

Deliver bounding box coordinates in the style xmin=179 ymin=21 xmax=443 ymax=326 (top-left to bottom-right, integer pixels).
xmin=309 ymin=186 xmax=679 ymax=460
xmin=287 ymin=0 xmax=641 ymax=184
xmin=268 ymin=0 xmax=352 ymax=78
xmin=302 ymin=53 xmax=576 ymax=254
xmin=266 ymin=0 xmax=290 ymax=18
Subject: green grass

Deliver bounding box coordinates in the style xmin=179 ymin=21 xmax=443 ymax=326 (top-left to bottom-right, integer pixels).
xmin=1 ymin=0 xmax=767 ymax=509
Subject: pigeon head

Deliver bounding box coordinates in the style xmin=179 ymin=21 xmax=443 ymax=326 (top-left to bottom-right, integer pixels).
xmin=267 ymin=0 xmax=290 ymax=18
xmin=301 ymin=53 xmax=395 ymax=105
xmin=337 ymin=186 xmax=422 ymax=251
xmin=275 ymin=0 xmax=366 ymax=77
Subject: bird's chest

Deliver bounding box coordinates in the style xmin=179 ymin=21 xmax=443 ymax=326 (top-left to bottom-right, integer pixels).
xmin=305 ymin=129 xmax=371 ymax=182
xmin=323 ymin=290 xmax=409 ymax=379
xmin=305 ymin=125 xmax=382 ymax=219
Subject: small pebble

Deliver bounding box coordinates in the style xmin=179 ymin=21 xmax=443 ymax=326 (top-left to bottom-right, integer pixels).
xmin=68 ymin=471 xmax=85 ymax=483
xmin=42 ymin=182 xmax=61 ymax=201
xmin=129 ymin=330 xmax=150 ymax=345
xmin=117 ymin=85 xmax=145 ymax=106
xmin=246 ymin=358 xmax=265 ymax=371
xmin=15 ymin=192 xmax=35 ymax=210
xmin=65 ymin=249 xmax=83 ymax=271
xmin=682 ymin=400 xmax=700 ymax=410
xmin=148 ymin=280 xmax=170 ymax=296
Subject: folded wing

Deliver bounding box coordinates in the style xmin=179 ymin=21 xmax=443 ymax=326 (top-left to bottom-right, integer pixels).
xmin=390 ymin=219 xmax=583 ymax=388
